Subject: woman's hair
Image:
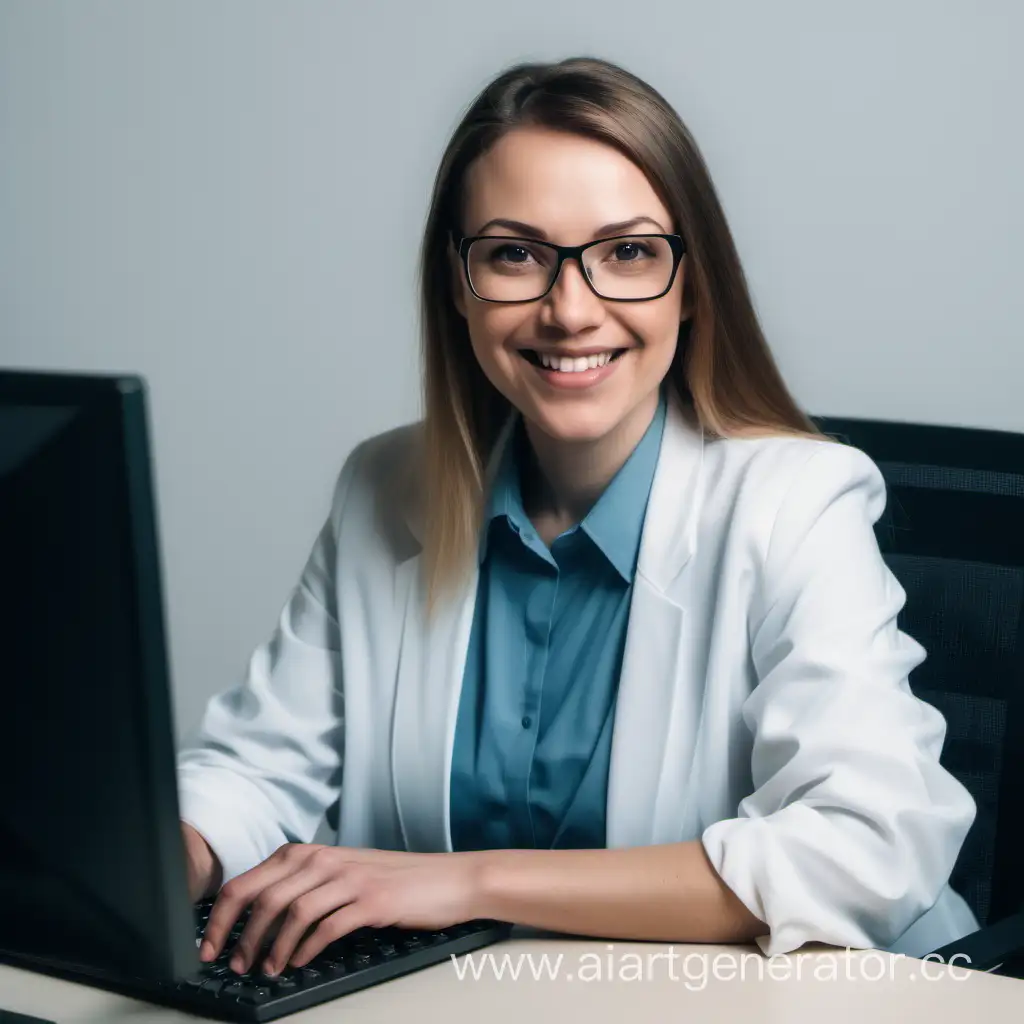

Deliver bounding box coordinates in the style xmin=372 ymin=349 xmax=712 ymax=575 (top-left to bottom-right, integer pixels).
xmin=417 ymin=55 xmax=821 ymax=605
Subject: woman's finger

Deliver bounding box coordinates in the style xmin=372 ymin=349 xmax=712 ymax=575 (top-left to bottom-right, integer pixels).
xmin=229 ymin=859 xmax=337 ymax=973
xmin=262 ymin=877 xmax=360 ymax=975
xmin=200 ymin=844 xmax=316 ymax=962
xmin=287 ymin=899 xmax=374 ymax=968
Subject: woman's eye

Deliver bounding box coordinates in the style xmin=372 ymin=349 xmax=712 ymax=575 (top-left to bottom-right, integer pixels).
xmin=614 ymin=242 xmax=644 ymax=260
xmin=494 ymin=245 xmax=532 ymax=263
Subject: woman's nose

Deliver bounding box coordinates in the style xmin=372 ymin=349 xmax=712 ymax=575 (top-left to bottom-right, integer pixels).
xmin=540 ymin=259 xmax=604 ymax=332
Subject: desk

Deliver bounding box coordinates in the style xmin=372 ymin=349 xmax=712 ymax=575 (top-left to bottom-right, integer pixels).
xmin=3 ymin=930 xmax=1023 ymax=1023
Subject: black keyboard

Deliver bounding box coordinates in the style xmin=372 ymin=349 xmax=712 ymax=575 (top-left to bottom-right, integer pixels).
xmin=142 ymin=899 xmax=512 ymax=1021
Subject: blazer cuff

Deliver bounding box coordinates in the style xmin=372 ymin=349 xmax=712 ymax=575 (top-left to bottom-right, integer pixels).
xmin=701 ymin=813 xmax=887 ymax=957
xmin=177 ymin=769 xmax=288 ymax=889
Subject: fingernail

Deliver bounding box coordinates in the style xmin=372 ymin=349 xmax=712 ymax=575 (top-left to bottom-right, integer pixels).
xmin=262 ymin=960 xmax=276 ymax=977
xmin=230 ymin=954 xmax=244 ymax=973
xmin=199 ymin=941 xmax=213 ymax=961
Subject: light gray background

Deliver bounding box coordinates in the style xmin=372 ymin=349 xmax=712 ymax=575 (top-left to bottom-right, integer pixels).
xmin=1 ymin=0 xmax=1020 ymax=744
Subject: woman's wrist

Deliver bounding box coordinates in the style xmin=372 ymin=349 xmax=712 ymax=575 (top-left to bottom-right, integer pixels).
xmin=181 ymin=821 xmax=223 ymax=901
xmin=464 ymin=848 xmax=537 ymax=922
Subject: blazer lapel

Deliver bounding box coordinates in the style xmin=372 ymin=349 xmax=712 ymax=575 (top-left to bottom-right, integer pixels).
xmin=606 ymin=395 xmax=707 ymax=847
xmin=390 ymin=553 xmax=477 ymax=852
xmin=390 ymin=414 xmax=516 ymax=853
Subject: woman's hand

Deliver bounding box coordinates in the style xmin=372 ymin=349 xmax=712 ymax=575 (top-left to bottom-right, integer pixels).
xmin=198 ymin=843 xmax=486 ymax=977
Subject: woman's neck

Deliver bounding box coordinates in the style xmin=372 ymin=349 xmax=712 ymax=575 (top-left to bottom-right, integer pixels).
xmin=520 ymin=391 xmax=660 ymax=543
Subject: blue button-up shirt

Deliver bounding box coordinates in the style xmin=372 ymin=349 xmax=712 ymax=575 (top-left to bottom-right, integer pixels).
xmin=449 ymin=395 xmax=666 ymax=851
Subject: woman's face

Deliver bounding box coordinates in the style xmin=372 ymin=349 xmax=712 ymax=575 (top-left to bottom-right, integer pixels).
xmin=451 ymin=126 xmax=688 ymax=445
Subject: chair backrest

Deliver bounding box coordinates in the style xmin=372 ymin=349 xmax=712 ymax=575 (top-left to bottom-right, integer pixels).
xmin=814 ymin=415 xmax=1024 ymax=928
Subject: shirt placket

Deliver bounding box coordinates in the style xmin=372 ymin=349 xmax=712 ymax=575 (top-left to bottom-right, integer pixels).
xmin=506 ymin=558 xmax=557 ymax=848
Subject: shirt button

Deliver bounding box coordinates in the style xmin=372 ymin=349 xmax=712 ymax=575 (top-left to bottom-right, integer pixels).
xmin=521 ymin=715 xmax=532 ymax=729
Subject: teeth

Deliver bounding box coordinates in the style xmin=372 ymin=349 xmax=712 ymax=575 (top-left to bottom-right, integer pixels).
xmin=537 ymin=351 xmax=617 ymax=372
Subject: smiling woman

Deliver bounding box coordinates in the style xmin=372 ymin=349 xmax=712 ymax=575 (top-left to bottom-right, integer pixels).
xmin=176 ymin=56 xmax=978 ymax=979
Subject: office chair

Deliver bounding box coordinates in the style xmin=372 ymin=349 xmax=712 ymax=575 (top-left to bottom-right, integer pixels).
xmin=814 ymin=415 xmax=1024 ymax=976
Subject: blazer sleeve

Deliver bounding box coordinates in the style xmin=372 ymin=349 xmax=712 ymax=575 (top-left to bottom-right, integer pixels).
xmin=175 ymin=444 xmax=363 ymax=886
xmin=700 ymin=441 xmax=976 ymax=956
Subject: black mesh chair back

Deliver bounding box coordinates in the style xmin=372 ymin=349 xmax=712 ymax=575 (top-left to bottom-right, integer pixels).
xmin=815 ymin=416 xmax=1024 ymax=962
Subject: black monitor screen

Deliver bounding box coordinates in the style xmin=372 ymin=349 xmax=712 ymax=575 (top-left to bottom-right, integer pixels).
xmin=0 ymin=372 xmax=196 ymax=984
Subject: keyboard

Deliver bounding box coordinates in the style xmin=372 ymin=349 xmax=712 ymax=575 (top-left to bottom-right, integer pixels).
xmin=142 ymin=899 xmax=512 ymax=1021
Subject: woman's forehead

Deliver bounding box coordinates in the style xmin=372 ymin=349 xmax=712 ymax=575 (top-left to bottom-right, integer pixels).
xmin=461 ymin=127 xmax=671 ymax=237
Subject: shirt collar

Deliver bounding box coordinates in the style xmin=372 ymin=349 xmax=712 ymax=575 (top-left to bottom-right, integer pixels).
xmin=478 ymin=391 xmax=667 ymax=582
xmin=478 ymin=417 xmax=532 ymax=563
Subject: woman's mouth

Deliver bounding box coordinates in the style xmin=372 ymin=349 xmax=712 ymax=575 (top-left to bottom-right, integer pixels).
xmin=518 ymin=348 xmax=629 ymax=389
xmin=519 ymin=348 xmax=627 ymax=372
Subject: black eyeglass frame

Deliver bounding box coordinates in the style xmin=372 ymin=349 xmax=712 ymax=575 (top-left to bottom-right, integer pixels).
xmin=452 ymin=232 xmax=687 ymax=304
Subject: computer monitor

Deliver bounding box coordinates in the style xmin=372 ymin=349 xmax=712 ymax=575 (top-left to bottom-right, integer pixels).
xmin=0 ymin=369 xmax=198 ymax=986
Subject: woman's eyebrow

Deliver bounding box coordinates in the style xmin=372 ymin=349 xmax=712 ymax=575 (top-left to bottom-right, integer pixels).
xmin=474 ymin=215 xmax=668 ymax=239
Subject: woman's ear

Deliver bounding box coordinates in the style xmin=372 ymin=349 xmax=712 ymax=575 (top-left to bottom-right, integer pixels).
xmin=448 ymin=240 xmax=467 ymax=319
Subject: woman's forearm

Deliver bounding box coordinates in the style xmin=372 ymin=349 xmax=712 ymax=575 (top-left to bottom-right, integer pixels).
xmin=469 ymin=840 xmax=765 ymax=943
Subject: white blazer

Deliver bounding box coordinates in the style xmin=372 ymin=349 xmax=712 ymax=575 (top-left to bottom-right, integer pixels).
xmin=177 ymin=395 xmax=979 ymax=958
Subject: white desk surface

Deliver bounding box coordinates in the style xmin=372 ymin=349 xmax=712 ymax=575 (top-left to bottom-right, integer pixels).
xmin=3 ymin=929 xmax=1023 ymax=1024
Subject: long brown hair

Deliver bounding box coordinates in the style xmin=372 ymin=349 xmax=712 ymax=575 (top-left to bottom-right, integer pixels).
xmin=417 ymin=56 xmax=820 ymax=606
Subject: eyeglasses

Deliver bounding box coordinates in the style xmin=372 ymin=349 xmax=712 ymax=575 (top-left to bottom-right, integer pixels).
xmin=454 ymin=233 xmax=686 ymax=303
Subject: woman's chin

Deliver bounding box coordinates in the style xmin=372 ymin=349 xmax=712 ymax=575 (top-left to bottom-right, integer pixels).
xmin=527 ymin=404 xmax=623 ymax=446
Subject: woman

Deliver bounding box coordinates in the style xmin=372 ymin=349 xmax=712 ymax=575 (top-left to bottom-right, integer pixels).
xmin=177 ymin=56 xmax=978 ymax=978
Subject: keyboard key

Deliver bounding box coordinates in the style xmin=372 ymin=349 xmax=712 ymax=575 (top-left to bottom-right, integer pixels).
xmin=239 ymin=986 xmax=274 ymax=1005
xmin=297 ymin=966 xmax=323 ymax=984
xmin=318 ymin=958 xmax=347 ymax=978
xmin=220 ymin=981 xmax=245 ymax=999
